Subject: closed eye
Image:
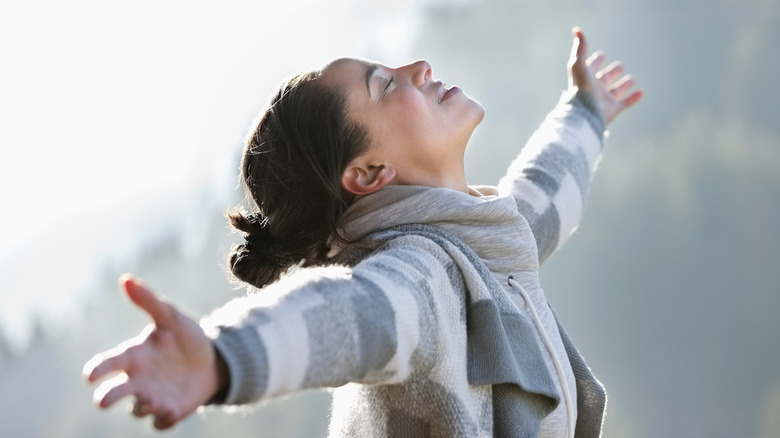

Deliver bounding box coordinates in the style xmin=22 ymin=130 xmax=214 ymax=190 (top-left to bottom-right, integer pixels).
xmin=381 ymin=76 xmax=394 ymax=98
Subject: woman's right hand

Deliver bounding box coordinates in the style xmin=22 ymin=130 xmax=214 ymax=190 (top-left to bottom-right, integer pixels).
xmin=83 ymin=274 xmax=225 ymax=430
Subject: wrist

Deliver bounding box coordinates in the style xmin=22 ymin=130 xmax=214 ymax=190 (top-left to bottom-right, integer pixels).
xmin=563 ymin=87 xmax=606 ymax=138
xmin=207 ymin=344 xmax=230 ymax=405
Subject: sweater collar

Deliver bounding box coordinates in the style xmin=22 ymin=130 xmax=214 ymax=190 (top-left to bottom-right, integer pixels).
xmin=337 ymin=184 xmax=539 ymax=273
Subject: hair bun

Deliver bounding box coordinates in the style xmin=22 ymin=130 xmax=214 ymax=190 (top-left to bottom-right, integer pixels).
xmin=227 ymin=211 xmax=296 ymax=287
xmin=242 ymin=213 xmax=297 ymax=266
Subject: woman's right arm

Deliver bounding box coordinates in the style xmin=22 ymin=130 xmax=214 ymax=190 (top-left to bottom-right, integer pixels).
xmin=203 ymin=241 xmax=451 ymax=405
xmin=85 ymin=241 xmax=450 ymax=426
xmin=83 ymin=275 xmax=225 ymax=430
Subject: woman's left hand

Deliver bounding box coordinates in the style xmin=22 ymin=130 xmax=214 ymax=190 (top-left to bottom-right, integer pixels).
xmin=568 ymin=27 xmax=643 ymax=124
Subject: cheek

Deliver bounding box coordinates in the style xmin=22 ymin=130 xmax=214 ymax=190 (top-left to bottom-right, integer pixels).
xmin=391 ymin=92 xmax=437 ymax=131
xmin=394 ymin=89 xmax=429 ymax=114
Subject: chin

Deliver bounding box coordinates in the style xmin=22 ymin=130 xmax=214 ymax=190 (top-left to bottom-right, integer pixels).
xmin=469 ymin=101 xmax=486 ymax=127
xmin=475 ymin=104 xmax=486 ymax=124
xmin=464 ymin=94 xmax=485 ymax=123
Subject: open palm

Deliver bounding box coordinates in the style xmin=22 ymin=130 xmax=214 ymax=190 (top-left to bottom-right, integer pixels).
xmin=83 ymin=275 xmax=221 ymax=430
xmin=568 ymin=27 xmax=643 ymax=124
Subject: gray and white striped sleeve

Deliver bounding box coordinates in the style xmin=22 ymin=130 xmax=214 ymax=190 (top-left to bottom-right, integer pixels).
xmin=201 ymin=241 xmax=454 ymax=405
xmin=498 ymin=87 xmax=606 ymax=263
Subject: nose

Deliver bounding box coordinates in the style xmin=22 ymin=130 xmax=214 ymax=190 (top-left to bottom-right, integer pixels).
xmin=397 ymin=60 xmax=432 ymax=87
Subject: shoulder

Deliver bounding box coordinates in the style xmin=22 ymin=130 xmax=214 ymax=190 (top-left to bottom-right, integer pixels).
xmin=331 ymin=225 xmax=475 ymax=287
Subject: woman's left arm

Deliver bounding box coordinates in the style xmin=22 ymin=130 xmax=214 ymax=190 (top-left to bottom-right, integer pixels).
xmin=498 ymin=27 xmax=642 ymax=263
xmin=568 ymin=27 xmax=643 ymax=125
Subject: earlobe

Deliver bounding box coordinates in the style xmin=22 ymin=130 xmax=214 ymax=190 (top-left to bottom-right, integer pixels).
xmin=341 ymin=163 xmax=396 ymax=196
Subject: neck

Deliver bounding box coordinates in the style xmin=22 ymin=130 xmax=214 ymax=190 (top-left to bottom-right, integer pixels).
xmin=391 ymin=167 xmax=469 ymax=194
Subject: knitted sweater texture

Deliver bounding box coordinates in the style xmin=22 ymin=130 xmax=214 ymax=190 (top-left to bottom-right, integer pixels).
xmin=202 ymin=88 xmax=607 ymax=437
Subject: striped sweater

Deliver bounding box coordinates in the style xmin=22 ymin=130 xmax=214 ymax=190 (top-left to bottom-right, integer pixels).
xmin=202 ymin=87 xmax=607 ymax=437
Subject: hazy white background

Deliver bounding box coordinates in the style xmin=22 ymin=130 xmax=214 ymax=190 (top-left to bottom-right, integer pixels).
xmin=1 ymin=0 xmax=779 ymax=436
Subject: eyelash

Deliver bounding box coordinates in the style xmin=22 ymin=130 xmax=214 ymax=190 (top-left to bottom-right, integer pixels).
xmin=382 ymin=77 xmax=394 ymax=95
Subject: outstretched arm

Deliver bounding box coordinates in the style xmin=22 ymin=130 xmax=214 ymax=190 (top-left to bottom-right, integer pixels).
xmin=83 ymin=275 xmax=226 ymax=430
xmin=499 ymin=28 xmax=643 ymax=262
xmin=85 ymin=247 xmax=450 ymax=423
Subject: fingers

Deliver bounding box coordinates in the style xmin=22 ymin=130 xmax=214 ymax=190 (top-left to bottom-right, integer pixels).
xmin=93 ymin=373 xmax=133 ymax=408
xmin=83 ymin=275 xmax=167 ymax=383
xmin=134 ymin=399 xmax=180 ymax=430
xmin=610 ymin=75 xmax=643 ymax=112
xmin=608 ymin=74 xmax=635 ymax=99
xmin=84 ymin=349 xmax=129 ymax=384
xmin=131 ymin=401 xmax=153 ymax=418
xmin=596 ymin=61 xmax=624 ymax=85
xmin=154 ymin=412 xmax=179 ymax=430
xmin=120 ymin=274 xmax=175 ymax=327
xmin=83 ymin=275 xmax=189 ymax=430
xmin=586 ymin=50 xmax=607 ymax=72
xmin=92 ymin=370 xmax=183 ymax=428
xmin=83 ymin=325 xmax=152 ymax=383
xmin=92 ymin=370 xmax=183 ymax=429
xmin=620 ymin=89 xmax=644 ymax=111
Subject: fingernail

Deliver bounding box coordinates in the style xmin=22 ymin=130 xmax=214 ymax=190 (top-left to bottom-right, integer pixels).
xmin=119 ymin=273 xmax=133 ymax=285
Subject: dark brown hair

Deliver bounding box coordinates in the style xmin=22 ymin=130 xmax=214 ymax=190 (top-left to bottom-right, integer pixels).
xmin=226 ymin=70 xmax=369 ymax=288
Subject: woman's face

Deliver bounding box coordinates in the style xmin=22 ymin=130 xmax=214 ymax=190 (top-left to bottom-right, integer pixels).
xmin=321 ymin=58 xmax=485 ymax=191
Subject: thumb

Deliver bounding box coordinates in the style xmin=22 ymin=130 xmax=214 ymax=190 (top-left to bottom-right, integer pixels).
xmin=568 ymin=27 xmax=591 ymax=90
xmin=120 ymin=274 xmax=175 ymax=326
xmin=573 ymin=27 xmax=588 ymax=59
xmin=568 ymin=27 xmax=587 ymax=68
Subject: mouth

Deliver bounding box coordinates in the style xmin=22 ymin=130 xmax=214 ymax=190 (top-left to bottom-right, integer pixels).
xmin=437 ymin=81 xmax=461 ymax=103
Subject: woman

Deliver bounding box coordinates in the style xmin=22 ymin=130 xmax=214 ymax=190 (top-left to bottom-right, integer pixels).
xmin=84 ymin=27 xmax=642 ymax=437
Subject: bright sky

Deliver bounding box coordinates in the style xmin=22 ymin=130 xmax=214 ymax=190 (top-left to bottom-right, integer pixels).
xmin=0 ymin=0 xmax=421 ymax=352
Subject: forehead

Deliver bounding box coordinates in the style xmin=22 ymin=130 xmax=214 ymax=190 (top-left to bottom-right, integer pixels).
xmin=321 ymin=58 xmax=376 ymax=98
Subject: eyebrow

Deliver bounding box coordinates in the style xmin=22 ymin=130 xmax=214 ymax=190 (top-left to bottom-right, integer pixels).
xmin=365 ymin=64 xmax=379 ymax=98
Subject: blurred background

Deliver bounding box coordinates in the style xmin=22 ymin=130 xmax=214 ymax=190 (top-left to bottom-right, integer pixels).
xmin=1 ymin=0 xmax=778 ymax=436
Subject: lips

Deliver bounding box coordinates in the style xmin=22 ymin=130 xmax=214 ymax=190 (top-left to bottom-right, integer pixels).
xmin=437 ymin=81 xmax=461 ymax=103
xmin=441 ymin=86 xmax=461 ymax=102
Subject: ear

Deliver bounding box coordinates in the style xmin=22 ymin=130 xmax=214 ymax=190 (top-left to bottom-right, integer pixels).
xmin=341 ymin=162 xmax=396 ymax=196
